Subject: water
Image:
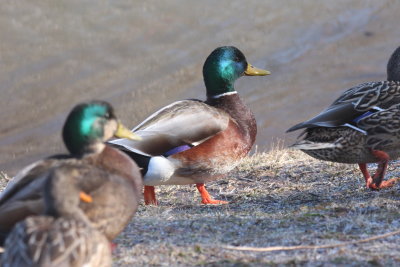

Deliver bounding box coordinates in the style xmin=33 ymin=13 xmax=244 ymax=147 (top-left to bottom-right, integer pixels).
xmin=1 ymin=0 xmax=400 ymax=175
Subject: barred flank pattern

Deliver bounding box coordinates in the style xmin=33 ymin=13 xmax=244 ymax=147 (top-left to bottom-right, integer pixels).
xmin=300 ymin=127 xmax=374 ymax=163
xmin=359 ymin=104 xmax=400 ymax=150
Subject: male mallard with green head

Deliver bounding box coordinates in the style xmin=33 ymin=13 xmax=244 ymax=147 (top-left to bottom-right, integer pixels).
xmin=109 ymin=46 xmax=270 ymax=205
xmin=0 ymin=101 xmax=142 ymax=245
xmin=2 ymin=166 xmax=111 ymax=267
xmin=287 ymin=46 xmax=400 ymax=189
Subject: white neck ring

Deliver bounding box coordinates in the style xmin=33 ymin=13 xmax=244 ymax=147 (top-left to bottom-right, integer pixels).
xmin=210 ymin=91 xmax=237 ymax=99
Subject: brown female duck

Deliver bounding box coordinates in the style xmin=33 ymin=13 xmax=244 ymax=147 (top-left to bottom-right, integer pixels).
xmin=287 ymin=46 xmax=400 ymax=189
xmin=0 ymin=101 xmax=142 ymax=245
xmin=2 ymin=165 xmax=111 ymax=267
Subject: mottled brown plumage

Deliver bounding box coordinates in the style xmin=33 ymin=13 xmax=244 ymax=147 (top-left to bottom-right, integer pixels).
xmin=0 ymin=101 xmax=142 ymax=245
xmin=287 ymin=46 xmax=400 ymax=189
xmin=2 ymin=216 xmax=111 ymax=267
xmin=287 ymin=81 xmax=400 ymax=132
xmin=2 ymin=165 xmax=112 ymax=267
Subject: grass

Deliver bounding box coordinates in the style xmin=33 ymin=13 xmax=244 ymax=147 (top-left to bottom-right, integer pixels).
xmin=114 ymin=148 xmax=400 ymax=266
xmin=0 ymin=172 xmax=10 ymax=191
xmin=1 ymin=148 xmax=400 ymax=266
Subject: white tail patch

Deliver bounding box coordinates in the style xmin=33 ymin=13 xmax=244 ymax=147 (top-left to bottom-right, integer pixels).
xmin=144 ymin=156 xmax=177 ymax=185
xmin=290 ymin=141 xmax=342 ymax=150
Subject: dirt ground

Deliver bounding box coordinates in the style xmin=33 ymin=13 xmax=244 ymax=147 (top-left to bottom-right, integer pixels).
xmin=1 ymin=148 xmax=399 ymax=266
xmin=110 ymin=148 xmax=400 ymax=266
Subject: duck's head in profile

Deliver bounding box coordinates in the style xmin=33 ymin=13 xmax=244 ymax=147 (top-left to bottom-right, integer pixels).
xmin=387 ymin=46 xmax=400 ymax=81
xmin=62 ymin=101 xmax=141 ymax=156
xmin=203 ymin=46 xmax=270 ymax=97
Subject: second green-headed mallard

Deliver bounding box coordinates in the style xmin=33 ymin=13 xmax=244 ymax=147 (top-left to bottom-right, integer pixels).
xmin=0 ymin=101 xmax=142 ymax=245
xmin=287 ymin=46 xmax=400 ymax=189
xmin=109 ymin=46 xmax=270 ymax=205
xmin=2 ymin=166 xmax=111 ymax=267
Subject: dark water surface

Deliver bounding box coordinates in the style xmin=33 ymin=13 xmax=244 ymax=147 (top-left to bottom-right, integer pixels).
xmin=1 ymin=0 xmax=400 ymax=175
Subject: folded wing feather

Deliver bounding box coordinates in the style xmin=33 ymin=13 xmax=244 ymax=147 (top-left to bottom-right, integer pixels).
xmin=109 ymin=100 xmax=230 ymax=156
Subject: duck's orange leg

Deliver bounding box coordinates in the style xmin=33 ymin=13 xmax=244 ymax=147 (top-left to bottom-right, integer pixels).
xmin=144 ymin=186 xmax=158 ymax=205
xmin=196 ymin=183 xmax=228 ymax=204
xmin=359 ymin=150 xmax=400 ymax=190
xmin=110 ymin=242 xmax=117 ymax=253
xmin=358 ymin=163 xmax=371 ymax=185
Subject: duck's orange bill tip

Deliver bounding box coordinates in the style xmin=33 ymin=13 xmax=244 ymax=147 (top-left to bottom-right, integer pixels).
xmin=79 ymin=191 xmax=93 ymax=203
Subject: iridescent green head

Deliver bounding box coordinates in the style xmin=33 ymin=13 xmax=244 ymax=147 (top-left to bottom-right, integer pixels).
xmin=62 ymin=101 xmax=140 ymax=156
xmin=203 ymin=46 xmax=270 ymax=97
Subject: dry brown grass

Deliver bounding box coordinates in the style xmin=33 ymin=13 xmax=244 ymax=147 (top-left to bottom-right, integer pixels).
xmin=0 ymin=172 xmax=10 ymax=191
xmin=114 ymin=148 xmax=400 ymax=266
xmin=1 ymin=149 xmax=400 ymax=266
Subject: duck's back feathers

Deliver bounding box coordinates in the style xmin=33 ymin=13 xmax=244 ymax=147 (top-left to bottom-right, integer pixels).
xmin=0 ymin=156 xmax=71 ymax=205
xmin=287 ymin=81 xmax=400 ymax=132
xmin=109 ymin=100 xmax=230 ymax=156
xmin=0 ymin=147 xmax=141 ymax=245
xmin=0 ymin=158 xmax=67 ymax=237
xmin=2 ymin=216 xmax=111 ymax=267
xmin=358 ymin=103 xmax=400 ymax=150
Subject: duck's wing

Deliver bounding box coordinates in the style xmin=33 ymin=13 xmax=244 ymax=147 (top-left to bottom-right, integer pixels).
xmin=287 ymin=81 xmax=400 ymax=132
xmin=358 ymin=104 xmax=400 ymax=149
xmin=0 ymin=155 xmax=71 ymax=205
xmin=0 ymin=161 xmax=50 ymax=243
xmin=0 ymin=160 xmax=52 ymax=205
xmin=0 ymin=156 xmax=74 ymax=239
xmin=109 ymin=100 xmax=231 ymax=156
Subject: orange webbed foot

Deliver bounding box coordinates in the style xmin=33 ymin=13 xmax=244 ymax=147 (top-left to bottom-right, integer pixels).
xmin=379 ymin=178 xmax=400 ymax=188
xmin=361 ymin=151 xmax=397 ymax=190
xmin=201 ymin=198 xmax=229 ymax=205
xmin=196 ymin=183 xmax=228 ymax=205
xmin=366 ymin=177 xmax=400 ymax=190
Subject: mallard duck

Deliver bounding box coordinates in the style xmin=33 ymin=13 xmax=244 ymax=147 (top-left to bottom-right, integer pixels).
xmin=2 ymin=166 xmax=111 ymax=267
xmin=109 ymin=46 xmax=270 ymax=205
xmin=287 ymin=46 xmax=400 ymax=189
xmin=0 ymin=101 xmax=142 ymax=245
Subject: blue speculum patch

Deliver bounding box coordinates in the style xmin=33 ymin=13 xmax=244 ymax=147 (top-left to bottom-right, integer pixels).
xmin=345 ymin=107 xmax=384 ymax=135
xmin=352 ymin=111 xmax=374 ymax=123
xmin=352 ymin=106 xmax=384 ymax=124
xmin=164 ymin=145 xmax=192 ymax=157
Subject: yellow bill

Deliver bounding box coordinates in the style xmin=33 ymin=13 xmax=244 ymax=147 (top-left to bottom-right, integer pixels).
xmin=115 ymin=122 xmax=142 ymax=141
xmin=244 ymin=64 xmax=271 ymax=76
